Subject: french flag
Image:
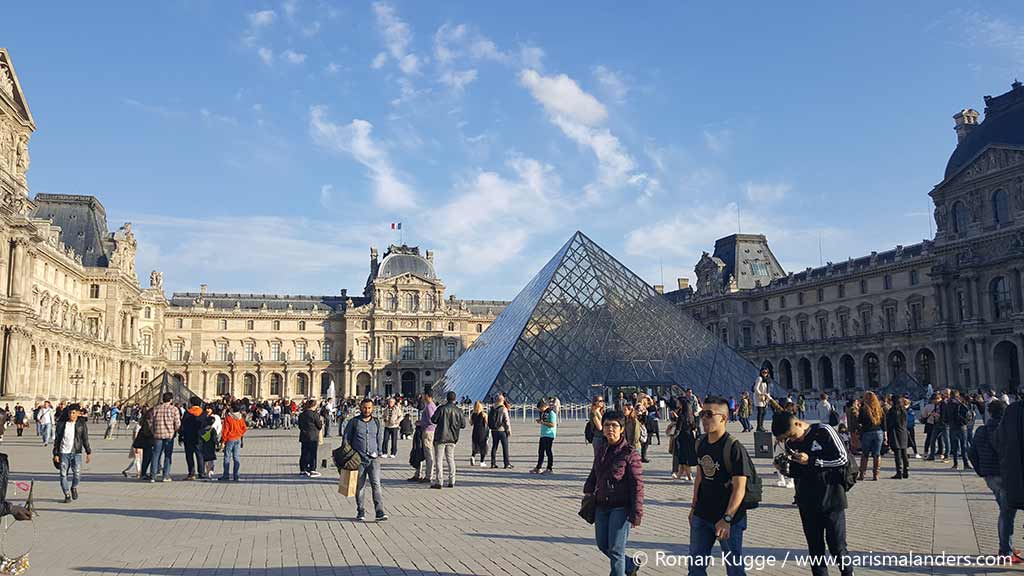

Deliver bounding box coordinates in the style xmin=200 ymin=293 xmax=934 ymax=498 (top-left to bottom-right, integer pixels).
xmin=391 ymin=222 xmax=402 ymax=230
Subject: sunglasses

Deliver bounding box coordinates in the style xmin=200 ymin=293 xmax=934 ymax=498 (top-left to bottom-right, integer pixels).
xmin=698 ymin=410 xmax=723 ymax=419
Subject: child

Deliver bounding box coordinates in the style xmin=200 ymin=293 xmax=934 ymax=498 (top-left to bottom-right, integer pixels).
xmin=121 ymin=419 xmax=142 ymax=478
xmin=399 ymin=413 xmax=414 ymax=439
xmin=837 ymin=423 xmax=851 ymax=451
xmin=200 ymin=408 xmax=219 ymax=480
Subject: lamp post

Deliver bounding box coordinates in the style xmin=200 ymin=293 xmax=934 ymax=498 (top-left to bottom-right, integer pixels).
xmin=69 ymin=370 xmax=83 ymax=402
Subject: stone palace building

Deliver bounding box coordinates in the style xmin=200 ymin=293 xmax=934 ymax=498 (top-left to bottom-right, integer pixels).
xmin=0 ymin=49 xmax=505 ymax=403
xmin=666 ymin=81 xmax=1024 ymax=396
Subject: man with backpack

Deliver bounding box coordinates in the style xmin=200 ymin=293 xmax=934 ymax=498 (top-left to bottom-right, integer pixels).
xmin=343 ymin=398 xmax=388 ymax=521
xmin=772 ymin=410 xmax=855 ymax=576
xmin=690 ymin=397 xmax=758 ymax=576
xmin=430 ymin=391 xmax=466 ymax=488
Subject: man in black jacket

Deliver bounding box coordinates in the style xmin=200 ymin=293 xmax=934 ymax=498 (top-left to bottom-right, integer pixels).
xmin=53 ymin=403 xmax=92 ymax=503
xmin=297 ymin=400 xmax=323 ymax=477
xmin=997 ymin=399 xmax=1024 ymax=564
xmin=430 ymin=391 xmax=466 ymax=489
xmin=968 ymin=400 xmax=1020 ymax=562
xmin=773 ymin=411 xmax=853 ymax=576
xmin=179 ymin=396 xmax=210 ymax=480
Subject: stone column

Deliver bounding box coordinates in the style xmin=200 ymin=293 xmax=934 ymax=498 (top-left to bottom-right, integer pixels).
xmin=1011 ymin=268 xmax=1023 ymax=313
xmin=9 ymin=241 xmax=27 ymax=299
xmin=1017 ymin=334 xmax=1024 ymax=393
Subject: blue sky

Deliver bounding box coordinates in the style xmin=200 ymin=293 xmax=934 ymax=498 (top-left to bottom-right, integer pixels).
xmin=3 ymin=2 xmax=1023 ymax=299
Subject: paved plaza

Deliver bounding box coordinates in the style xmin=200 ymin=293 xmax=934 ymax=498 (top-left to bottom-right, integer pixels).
xmin=0 ymin=418 xmax=1017 ymax=576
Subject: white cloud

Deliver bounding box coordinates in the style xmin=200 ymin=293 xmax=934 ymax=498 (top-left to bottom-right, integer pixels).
xmin=957 ymin=11 xmax=1024 ymax=65
xmin=433 ymin=23 xmax=467 ymax=64
xmin=519 ymin=45 xmax=545 ymax=70
xmin=257 ymin=47 xmax=274 ymax=65
xmin=309 ymin=106 xmax=417 ymax=211
xmin=744 ymin=181 xmax=791 ymax=203
xmin=325 ymin=61 xmax=340 ymax=74
xmin=371 ymin=52 xmax=388 ymax=69
xmin=282 ymin=49 xmax=307 ymax=64
xmin=440 ymin=69 xmax=478 ymax=92
xmin=320 ymin=184 xmax=334 ymax=208
xmin=593 ymin=65 xmax=628 ymax=103
xmin=282 ymin=0 xmax=298 ymax=18
xmin=519 ymin=69 xmax=607 ymax=126
xmin=372 ymin=2 xmax=421 ymax=75
xmin=626 ymin=203 xmax=741 ymax=259
xmin=703 ymin=128 xmax=732 ymax=154
xmin=248 ymin=10 xmax=276 ymax=28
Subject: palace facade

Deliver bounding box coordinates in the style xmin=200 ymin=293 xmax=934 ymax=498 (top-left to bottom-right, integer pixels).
xmin=667 ymin=82 xmax=1024 ymax=395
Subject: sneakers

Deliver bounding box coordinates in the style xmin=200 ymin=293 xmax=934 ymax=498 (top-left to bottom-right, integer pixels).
xmin=470 ymin=457 xmax=477 ymax=467
xmin=671 ymin=473 xmax=679 ymax=479
xmin=376 ymin=513 xmax=389 ymax=522
xmin=63 ymin=494 xmax=71 ymax=504
xmin=309 ymin=471 xmax=322 ymax=478
xmin=71 ymin=487 xmax=78 ymax=500
xmin=1010 ymin=552 xmax=1023 ymax=565
xmin=218 ymin=476 xmax=231 ymax=482
xmin=300 ymin=471 xmax=310 ymax=477
xmin=184 ymin=475 xmax=195 ymax=481
xmin=163 ymin=476 xmax=172 ymax=482
xmin=356 ymin=511 xmax=366 ymax=521
xmin=504 ymin=464 xmax=514 ymax=469
xmin=776 ymin=479 xmax=789 ymax=488
xmin=431 ymin=484 xmax=442 ymax=489
xmin=541 ymin=469 xmax=552 ymax=475
xmin=478 ymin=461 xmax=485 ymax=467
xmin=913 ymin=453 xmax=922 ymax=459
xmin=406 ymin=476 xmax=421 ymax=482
xmin=529 ymin=468 xmax=541 ymax=474
xmin=149 ymin=477 xmax=156 ymax=483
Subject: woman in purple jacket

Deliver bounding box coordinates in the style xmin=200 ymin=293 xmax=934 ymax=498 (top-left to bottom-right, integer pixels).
xmin=584 ymin=409 xmax=645 ymax=576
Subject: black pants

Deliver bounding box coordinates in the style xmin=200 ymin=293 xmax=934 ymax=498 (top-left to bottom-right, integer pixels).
xmin=490 ymin=431 xmax=509 ymax=467
xmin=799 ymin=507 xmax=854 ymax=576
xmin=893 ymin=448 xmax=909 ymax=476
xmin=472 ymin=436 xmax=488 ymax=460
xmin=382 ymin=428 xmax=399 ymax=456
xmin=141 ymin=446 xmax=154 ymax=478
xmin=299 ymin=440 xmax=318 ymax=472
xmin=536 ymin=437 xmax=553 ymax=470
xmin=650 ymin=424 xmax=660 ymax=445
xmin=756 ymin=406 xmax=766 ymax=430
xmin=923 ymin=423 xmax=934 ymax=455
xmin=184 ymin=442 xmax=201 ymax=477
xmin=907 ymin=427 xmax=918 ymax=454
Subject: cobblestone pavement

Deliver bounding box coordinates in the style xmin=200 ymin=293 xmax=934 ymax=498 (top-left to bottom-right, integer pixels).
xmin=0 ymin=419 xmax=1017 ymax=576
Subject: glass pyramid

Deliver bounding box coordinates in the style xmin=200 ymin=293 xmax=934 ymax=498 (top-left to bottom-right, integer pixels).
xmin=438 ymin=231 xmax=758 ymax=403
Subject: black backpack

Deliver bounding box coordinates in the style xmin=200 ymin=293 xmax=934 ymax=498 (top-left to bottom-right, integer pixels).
xmin=488 ymin=406 xmax=505 ymax=431
xmin=584 ymin=421 xmax=596 ymax=444
xmin=840 ymin=457 xmax=859 ymax=491
xmin=828 ymin=408 xmax=841 ymax=427
xmin=700 ymin=434 xmax=762 ymax=510
xmin=331 ymin=441 xmax=361 ymax=471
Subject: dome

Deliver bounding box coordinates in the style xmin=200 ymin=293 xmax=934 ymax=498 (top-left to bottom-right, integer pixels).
xmin=945 ymin=81 xmax=1024 ymax=180
xmin=378 ymin=252 xmax=436 ymax=280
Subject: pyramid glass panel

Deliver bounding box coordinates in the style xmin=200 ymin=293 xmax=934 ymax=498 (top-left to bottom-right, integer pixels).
xmin=438 ymin=232 xmax=758 ymax=403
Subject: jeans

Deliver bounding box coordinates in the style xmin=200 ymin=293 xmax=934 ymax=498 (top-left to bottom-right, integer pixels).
xmin=184 ymin=442 xmax=201 ymax=477
xmin=984 ymin=476 xmax=1018 ymax=556
xmin=151 ymin=438 xmax=174 ymax=478
xmin=40 ymin=423 xmax=52 ymax=445
xmin=689 ymin=515 xmax=747 ymax=576
xmin=536 ymin=436 xmax=554 ymax=470
xmin=221 ymin=439 xmax=241 ymax=479
xmin=931 ymin=425 xmax=949 ymax=458
xmin=860 ymin=430 xmax=884 ymax=457
xmin=799 ymin=508 xmax=854 ymax=576
xmin=299 ymin=440 xmax=318 ymax=473
xmin=356 ymin=458 xmax=386 ymax=517
xmin=433 ymin=443 xmax=457 ymax=486
xmin=59 ymin=452 xmax=82 ymax=495
xmin=755 ymin=406 xmax=766 ymax=430
xmin=738 ymin=416 xmax=751 ymax=432
xmin=949 ymin=427 xmax=968 ymax=465
xmin=382 ymin=427 xmax=399 ymax=456
xmin=490 ymin=430 xmax=510 ymax=467
xmin=595 ymin=506 xmax=635 ymax=576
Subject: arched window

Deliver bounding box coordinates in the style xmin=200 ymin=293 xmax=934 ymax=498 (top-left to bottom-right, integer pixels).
xmin=144 ymin=307 xmax=151 ymax=319
xmin=246 ymin=320 xmax=254 ymax=331
xmin=270 ymin=373 xmax=283 ymax=396
xmin=361 ymin=320 xmax=368 ymax=330
xmin=243 ymin=373 xmax=256 ymax=397
xmin=321 ymin=340 xmax=332 ymax=361
xmin=216 ymin=373 xmax=230 ymax=396
xmin=403 ymin=292 xmax=417 ymax=311
xmin=993 ymin=189 xmax=1011 ymax=224
xmin=952 ymin=201 xmax=968 ymax=234
xmin=447 ymin=322 xmax=455 ymax=331
xmin=388 ymin=293 xmax=398 ymax=310
xmin=272 ymin=320 xmax=280 ymax=331
xmin=298 ymin=320 xmax=306 ymax=331
xmin=991 ymin=276 xmax=1012 ymax=319
xmin=386 ymin=320 xmax=394 ymax=330
xmin=401 ymin=338 xmax=415 ymax=360
xmin=426 ymin=321 xmax=433 ymax=331
xmin=424 ymin=293 xmax=435 ymax=311
xmin=476 ymin=323 xmax=483 ymax=333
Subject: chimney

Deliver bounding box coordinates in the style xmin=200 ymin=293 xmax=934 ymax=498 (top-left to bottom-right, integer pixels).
xmin=677 ymin=277 xmax=689 ymax=290
xmin=953 ymin=108 xmax=980 ymax=144
xmin=200 ymin=284 xmax=208 ymax=295
xmin=653 ymin=284 xmax=664 ymax=294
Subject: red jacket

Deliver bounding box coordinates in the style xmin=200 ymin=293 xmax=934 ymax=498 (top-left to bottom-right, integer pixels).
xmin=221 ymin=413 xmax=248 ymax=443
xmin=584 ymin=438 xmax=644 ymax=525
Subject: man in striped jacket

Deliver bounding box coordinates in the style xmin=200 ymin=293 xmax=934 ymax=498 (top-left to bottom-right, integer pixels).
xmin=773 ymin=411 xmax=853 ymax=576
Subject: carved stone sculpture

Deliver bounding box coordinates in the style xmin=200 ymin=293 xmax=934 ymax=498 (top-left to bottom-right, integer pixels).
xmin=934 ymin=204 xmax=947 ymax=230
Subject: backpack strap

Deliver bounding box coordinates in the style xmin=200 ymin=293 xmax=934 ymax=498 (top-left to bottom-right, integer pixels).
xmin=721 ymin=434 xmax=736 ymax=478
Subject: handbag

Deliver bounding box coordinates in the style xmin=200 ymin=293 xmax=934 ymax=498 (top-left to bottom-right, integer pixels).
xmin=578 ymin=494 xmax=596 ymax=525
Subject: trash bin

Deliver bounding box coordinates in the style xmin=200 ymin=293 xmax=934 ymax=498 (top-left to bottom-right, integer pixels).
xmin=753 ymin=431 xmax=773 ymax=458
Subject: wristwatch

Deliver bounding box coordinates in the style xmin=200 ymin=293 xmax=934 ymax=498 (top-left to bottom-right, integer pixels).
xmin=723 ymin=514 xmax=733 ymax=523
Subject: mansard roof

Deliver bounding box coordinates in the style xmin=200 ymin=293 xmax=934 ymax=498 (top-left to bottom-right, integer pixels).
xmin=31 ymin=194 xmax=114 ymax=267
xmin=945 ymin=81 xmax=1024 ymax=180
xmin=168 ymin=292 xmax=360 ymax=312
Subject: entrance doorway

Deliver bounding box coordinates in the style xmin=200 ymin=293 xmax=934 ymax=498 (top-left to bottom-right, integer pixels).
xmin=401 ymin=371 xmax=417 ymax=397
xmin=993 ymin=340 xmax=1021 ymax=393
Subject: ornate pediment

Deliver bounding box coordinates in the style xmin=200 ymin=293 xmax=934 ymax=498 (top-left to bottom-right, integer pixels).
xmin=0 ymin=49 xmax=32 ymax=127
xmin=945 ymin=146 xmax=1024 ymax=189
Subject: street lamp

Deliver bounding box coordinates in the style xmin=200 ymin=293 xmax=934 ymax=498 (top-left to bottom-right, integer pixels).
xmin=69 ymin=370 xmax=83 ymax=401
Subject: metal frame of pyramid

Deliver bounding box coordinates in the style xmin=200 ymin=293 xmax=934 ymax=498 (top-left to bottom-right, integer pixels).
xmin=122 ymin=370 xmax=203 ymax=407
xmin=437 ymin=231 xmax=758 ymax=403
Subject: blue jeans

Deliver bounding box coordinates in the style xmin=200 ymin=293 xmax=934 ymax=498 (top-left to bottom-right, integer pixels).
xmin=985 ymin=476 xmax=1018 ymax=556
xmin=948 ymin=428 xmax=967 ymax=465
xmin=151 ymin=438 xmax=175 ymax=478
xmin=860 ymin=430 xmax=884 ymax=457
xmin=59 ymin=453 xmax=82 ymax=495
xmin=40 ymin=423 xmax=52 ymax=445
xmin=689 ymin=515 xmax=747 ymax=576
xmin=356 ymin=458 xmax=386 ymax=517
xmin=930 ymin=425 xmax=949 ymax=458
xmin=595 ymin=506 xmax=635 ymax=576
xmin=222 ymin=440 xmax=241 ymax=480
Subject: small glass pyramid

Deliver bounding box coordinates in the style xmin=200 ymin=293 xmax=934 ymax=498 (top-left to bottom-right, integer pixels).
xmin=438 ymin=231 xmax=757 ymax=403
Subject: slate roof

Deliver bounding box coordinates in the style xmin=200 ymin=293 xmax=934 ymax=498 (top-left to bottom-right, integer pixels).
xmin=31 ymin=194 xmax=113 ymax=267
xmin=945 ymin=81 xmax=1024 ymax=179
xmin=168 ymin=293 xmax=360 ymax=312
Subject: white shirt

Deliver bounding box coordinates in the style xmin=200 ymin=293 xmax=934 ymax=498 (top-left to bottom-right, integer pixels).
xmin=59 ymin=422 xmax=77 ymax=454
xmin=211 ymin=414 xmax=223 ymax=436
xmin=754 ymin=378 xmax=769 ymax=408
xmin=818 ymin=400 xmax=833 ymax=422
xmin=38 ymin=407 xmax=53 ymax=425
